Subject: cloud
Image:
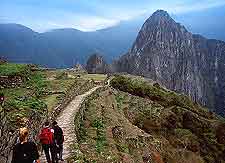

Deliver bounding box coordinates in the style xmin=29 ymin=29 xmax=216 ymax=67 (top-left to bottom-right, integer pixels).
xmin=22 ymin=15 xmax=120 ymax=32
xmin=43 ymin=15 xmax=119 ymax=32
xmin=164 ymin=0 xmax=225 ymax=14
xmin=74 ymin=16 xmax=119 ymax=31
xmin=1 ymin=0 xmax=225 ymax=32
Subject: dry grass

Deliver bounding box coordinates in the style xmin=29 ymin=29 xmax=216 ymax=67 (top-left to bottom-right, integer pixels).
xmin=41 ymin=94 xmax=60 ymax=112
xmin=81 ymin=74 xmax=107 ymax=81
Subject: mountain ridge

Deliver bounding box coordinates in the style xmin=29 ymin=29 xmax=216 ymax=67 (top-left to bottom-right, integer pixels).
xmin=0 ymin=23 xmax=136 ymax=67
xmin=1 ymin=7 xmax=225 ymax=67
xmin=113 ymin=10 xmax=225 ymax=116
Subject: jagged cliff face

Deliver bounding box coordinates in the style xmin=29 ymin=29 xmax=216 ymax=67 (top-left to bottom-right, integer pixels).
xmin=114 ymin=10 xmax=225 ymax=115
xmin=86 ymin=54 xmax=108 ymax=74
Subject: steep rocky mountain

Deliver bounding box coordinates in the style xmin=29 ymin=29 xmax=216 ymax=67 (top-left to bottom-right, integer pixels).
xmin=113 ymin=10 xmax=225 ymax=116
xmin=1 ymin=6 xmax=225 ymax=68
xmin=86 ymin=54 xmax=108 ymax=74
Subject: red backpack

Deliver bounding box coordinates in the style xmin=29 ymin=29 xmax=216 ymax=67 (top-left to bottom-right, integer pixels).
xmin=39 ymin=128 xmax=54 ymax=145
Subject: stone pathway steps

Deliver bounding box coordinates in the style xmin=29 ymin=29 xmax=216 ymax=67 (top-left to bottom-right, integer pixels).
xmin=40 ymin=86 xmax=100 ymax=163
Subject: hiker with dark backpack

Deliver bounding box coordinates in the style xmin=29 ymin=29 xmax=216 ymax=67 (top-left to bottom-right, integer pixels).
xmin=11 ymin=127 xmax=40 ymax=163
xmin=39 ymin=122 xmax=57 ymax=163
xmin=52 ymin=121 xmax=64 ymax=161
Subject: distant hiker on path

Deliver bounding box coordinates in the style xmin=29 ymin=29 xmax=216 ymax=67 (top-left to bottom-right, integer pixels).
xmin=0 ymin=92 xmax=4 ymax=106
xmin=11 ymin=127 xmax=40 ymax=163
xmin=52 ymin=121 xmax=64 ymax=161
xmin=39 ymin=121 xmax=57 ymax=163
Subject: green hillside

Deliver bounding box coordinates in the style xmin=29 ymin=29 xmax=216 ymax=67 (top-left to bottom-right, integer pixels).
xmin=73 ymin=75 xmax=225 ymax=163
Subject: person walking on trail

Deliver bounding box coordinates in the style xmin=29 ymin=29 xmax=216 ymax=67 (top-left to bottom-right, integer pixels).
xmin=11 ymin=127 xmax=40 ymax=163
xmin=0 ymin=92 xmax=4 ymax=106
xmin=39 ymin=121 xmax=57 ymax=163
xmin=52 ymin=121 xmax=64 ymax=161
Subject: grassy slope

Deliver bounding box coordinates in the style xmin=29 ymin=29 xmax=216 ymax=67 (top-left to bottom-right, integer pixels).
xmin=0 ymin=63 xmax=29 ymax=76
xmin=0 ymin=64 xmax=97 ymax=128
xmin=74 ymin=75 xmax=225 ymax=163
xmin=81 ymin=74 xmax=107 ymax=81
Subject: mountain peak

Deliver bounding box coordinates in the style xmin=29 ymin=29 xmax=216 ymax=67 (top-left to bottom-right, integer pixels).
xmin=148 ymin=9 xmax=174 ymax=23
xmin=151 ymin=9 xmax=170 ymax=18
xmin=115 ymin=8 xmax=225 ymax=119
xmin=130 ymin=9 xmax=180 ymax=53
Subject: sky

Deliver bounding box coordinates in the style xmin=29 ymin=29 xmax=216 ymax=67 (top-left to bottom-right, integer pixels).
xmin=1 ymin=0 xmax=225 ymax=32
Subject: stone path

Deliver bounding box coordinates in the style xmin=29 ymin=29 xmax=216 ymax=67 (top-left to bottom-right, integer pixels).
xmin=40 ymin=86 xmax=100 ymax=163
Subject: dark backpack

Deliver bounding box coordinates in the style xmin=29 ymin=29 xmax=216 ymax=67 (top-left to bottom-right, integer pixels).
xmin=39 ymin=128 xmax=53 ymax=145
xmin=54 ymin=126 xmax=64 ymax=144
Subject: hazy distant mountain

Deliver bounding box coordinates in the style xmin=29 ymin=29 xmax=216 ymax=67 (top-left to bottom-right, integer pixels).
xmin=0 ymin=24 xmax=38 ymax=62
xmin=113 ymin=10 xmax=225 ymax=116
xmin=0 ymin=22 xmax=140 ymax=68
xmin=173 ymin=5 xmax=225 ymax=41
xmin=0 ymin=6 xmax=224 ymax=67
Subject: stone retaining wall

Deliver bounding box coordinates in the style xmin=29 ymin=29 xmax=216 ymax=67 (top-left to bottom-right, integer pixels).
xmin=0 ymin=75 xmax=24 ymax=88
xmin=0 ymin=80 xmax=95 ymax=163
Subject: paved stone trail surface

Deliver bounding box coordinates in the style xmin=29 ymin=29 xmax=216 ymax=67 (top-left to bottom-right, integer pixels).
xmin=40 ymin=86 xmax=100 ymax=163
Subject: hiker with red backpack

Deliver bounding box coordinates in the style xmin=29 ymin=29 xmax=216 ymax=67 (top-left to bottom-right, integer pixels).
xmin=39 ymin=121 xmax=57 ymax=163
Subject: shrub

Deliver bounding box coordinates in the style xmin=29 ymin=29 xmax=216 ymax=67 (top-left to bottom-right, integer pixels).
xmin=110 ymin=75 xmax=198 ymax=110
xmin=92 ymin=118 xmax=107 ymax=153
xmin=26 ymin=72 xmax=49 ymax=97
xmin=0 ymin=63 xmax=30 ymax=77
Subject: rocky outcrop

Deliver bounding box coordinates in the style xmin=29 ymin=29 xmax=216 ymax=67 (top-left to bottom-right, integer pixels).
xmin=113 ymin=10 xmax=225 ymax=116
xmin=86 ymin=54 xmax=108 ymax=74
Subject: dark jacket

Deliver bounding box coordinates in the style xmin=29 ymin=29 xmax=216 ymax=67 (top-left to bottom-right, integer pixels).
xmin=11 ymin=142 xmax=39 ymax=163
xmin=53 ymin=125 xmax=64 ymax=145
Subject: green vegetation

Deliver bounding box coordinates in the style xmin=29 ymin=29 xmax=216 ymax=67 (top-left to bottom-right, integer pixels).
xmin=7 ymin=97 xmax=47 ymax=125
xmin=110 ymin=75 xmax=225 ymax=163
xmin=174 ymin=128 xmax=193 ymax=138
xmin=0 ymin=63 xmax=30 ymax=76
xmin=93 ymin=118 xmax=107 ymax=153
xmin=7 ymin=97 xmax=46 ymax=111
xmin=1 ymin=69 xmax=48 ymax=127
xmin=26 ymin=71 xmax=49 ymax=97
xmin=115 ymin=94 xmax=124 ymax=110
xmin=0 ymin=63 xmax=99 ymax=162
xmin=1 ymin=64 xmax=96 ymax=128
xmin=110 ymin=75 xmax=213 ymax=118
xmin=49 ymin=79 xmax=75 ymax=92
xmin=74 ymin=74 xmax=225 ymax=162
xmin=41 ymin=94 xmax=60 ymax=112
xmin=111 ymin=75 xmax=192 ymax=107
